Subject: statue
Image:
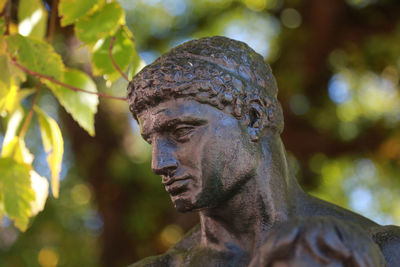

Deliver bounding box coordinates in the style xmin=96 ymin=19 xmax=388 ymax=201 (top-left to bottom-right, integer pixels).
xmin=127 ymin=36 xmax=400 ymax=266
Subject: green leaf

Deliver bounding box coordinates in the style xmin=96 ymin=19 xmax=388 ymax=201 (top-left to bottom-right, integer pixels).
xmin=0 ymin=158 xmax=35 ymax=231
xmin=75 ymin=2 xmax=125 ymax=44
xmin=35 ymin=106 xmax=64 ymax=198
xmin=1 ymin=136 xmax=49 ymax=220
xmin=0 ymin=46 xmax=11 ymax=88
xmin=47 ymin=69 xmax=98 ymax=136
xmin=0 ymin=17 xmax=5 ymax=36
xmin=6 ymin=34 xmax=64 ymax=81
xmin=0 ymin=38 xmax=26 ymax=87
xmin=18 ymin=0 xmax=48 ymax=39
xmin=59 ymin=0 xmax=101 ymax=27
xmin=92 ymin=26 xmax=136 ymax=81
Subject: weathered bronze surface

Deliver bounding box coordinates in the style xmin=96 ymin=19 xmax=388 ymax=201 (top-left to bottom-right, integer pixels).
xmin=127 ymin=36 xmax=400 ymax=267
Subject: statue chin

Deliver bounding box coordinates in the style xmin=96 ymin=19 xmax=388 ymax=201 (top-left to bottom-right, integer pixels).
xmin=172 ymin=197 xmax=195 ymax=213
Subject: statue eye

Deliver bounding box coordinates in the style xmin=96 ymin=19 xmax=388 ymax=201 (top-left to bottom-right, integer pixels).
xmin=172 ymin=126 xmax=194 ymax=141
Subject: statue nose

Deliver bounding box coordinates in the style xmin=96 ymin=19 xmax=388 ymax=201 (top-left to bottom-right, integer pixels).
xmin=151 ymin=138 xmax=178 ymax=176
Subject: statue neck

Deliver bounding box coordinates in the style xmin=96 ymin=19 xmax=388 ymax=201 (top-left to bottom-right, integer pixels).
xmin=198 ymin=136 xmax=304 ymax=254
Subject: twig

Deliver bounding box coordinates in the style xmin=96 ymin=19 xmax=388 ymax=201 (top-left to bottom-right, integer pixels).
xmin=110 ymin=36 xmax=129 ymax=82
xmin=18 ymin=85 xmax=41 ymax=138
xmin=10 ymin=57 xmax=126 ymax=101
xmin=47 ymin=0 xmax=58 ymax=42
xmin=2 ymin=0 xmax=10 ymax=35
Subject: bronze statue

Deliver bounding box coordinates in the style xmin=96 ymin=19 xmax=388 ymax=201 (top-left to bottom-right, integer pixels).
xmin=127 ymin=36 xmax=400 ymax=266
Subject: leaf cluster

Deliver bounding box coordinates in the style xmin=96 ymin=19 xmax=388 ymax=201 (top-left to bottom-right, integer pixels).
xmin=0 ymin=0 xmax=139 ymax=231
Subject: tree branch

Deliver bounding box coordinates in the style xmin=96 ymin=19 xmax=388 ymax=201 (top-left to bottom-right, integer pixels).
xmin=10 ymin=57 xmax=127 ymax=101
xmin=1 ymin=0 xmax=10 ymax=35
xmin=47 ymin=0 xmax=58 ymax=42
xmin=110 ymin=36 xmax=129 ymax=82
xmin=18 ymin=85 xmax=41 ymax=138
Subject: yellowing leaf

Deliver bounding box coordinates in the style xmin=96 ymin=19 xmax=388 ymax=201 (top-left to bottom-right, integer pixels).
xmin=0 ymin=158 xmax=36 ymax=231
xmin=29 ymin=171 xmax=49 ymax=216
xmin=75 ymin=2 xmax=125 ymax=44
xmin=35 ymin=107 xmax=63 ymax=198
xmin=0 ymin=78 xmax=18 ymax=115
xmin=18 ymin=0 xmax=48 ymax=39
xmin=6 ymin=34 xmax=64 ymax=81
xmin=92 ymin=27 xmax=137 ymax=81
xmin=47 ymin=69 xmax=98 ymax=136
xmin=59 ymin=0 xmax=101 ymax=27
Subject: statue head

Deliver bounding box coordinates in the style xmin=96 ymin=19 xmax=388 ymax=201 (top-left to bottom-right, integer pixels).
xmin=127 ymin=36 xmax=284 ymax=212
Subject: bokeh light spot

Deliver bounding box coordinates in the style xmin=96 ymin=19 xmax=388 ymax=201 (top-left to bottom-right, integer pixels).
xmin=159 ymin=224 xmax=184 ymax=248
xmin=328 ymin=74 xmax=351 ymax=104
xmin=71 ymin=184 xmax=91 ymax=205
xmin=349 ymin=187 xmax=373 ymax=213
xmin=336 ymin=102 xmax=360 ymax=122
xmin=243 ymin=0 xmax=267 ymax=11
xmin=338 ymin=122 xmax=359 ymax=141
xmin=223 ymin=14 xmax=280 ymax=58
xmin=289 ymin=94 xmax=309 ymax=115
xmin=280 ymin=8 xmax=302 ymax=29
xmin=38 ymin=248 xmax=59 ymax=267
xmin=346 ymin=0 xmax=375 ymax=8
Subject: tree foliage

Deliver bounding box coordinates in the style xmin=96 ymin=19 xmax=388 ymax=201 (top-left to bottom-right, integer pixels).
xmin=0 ymin=0 xmax=138 ymax=231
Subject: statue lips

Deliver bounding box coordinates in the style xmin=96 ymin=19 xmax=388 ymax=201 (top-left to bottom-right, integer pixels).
xmin=162 ymin=175 xmax=191 ymax=196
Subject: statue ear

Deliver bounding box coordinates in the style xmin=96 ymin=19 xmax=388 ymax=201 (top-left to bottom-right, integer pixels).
xmin=247 ymin=102 xmax=264 ymax=142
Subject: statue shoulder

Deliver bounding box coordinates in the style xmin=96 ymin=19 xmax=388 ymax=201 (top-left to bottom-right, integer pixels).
xmin=370 ymin=225 xmax=400 ymax=267
xmin=129 ymin=225 xmax=201 ymax=267
xmin=128 ymin=253 xmax=172 ymax=267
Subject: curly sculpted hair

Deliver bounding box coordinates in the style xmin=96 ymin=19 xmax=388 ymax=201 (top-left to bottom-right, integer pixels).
xmin=127 ymin=36 xmax=284 ymax=134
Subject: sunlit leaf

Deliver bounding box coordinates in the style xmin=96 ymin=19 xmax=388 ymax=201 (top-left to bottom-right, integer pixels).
xmin=6 ymin=34 xmax=64 ymax=81
xmin=2 ymin=106 xmax=23 ymax=145
xmin=0 ymin=78 xmax=18 ymax=115
xmin=47 ymin=69 xmax=98 ymax=136
xmin=0 ymin=157 xmax=35 ymax=231
xmin=1 ymin=136 xmax=34 ymax=165
xmin=1 ymin=136 xmax=48 ymax=220
xmin=59 ymin=0 xmax=101 ymax=27
xmin=75 ymin=2 xmax=125 ymax=44
xmin=92 ymin=26 xmax=137 ymax=81
xmin=29 ymin=170 xmax=49 ymax=216
xmin=18 ymin=0 xmax=48 ymax=39
xmin=35 ymin=106 xmax=64 ymax=198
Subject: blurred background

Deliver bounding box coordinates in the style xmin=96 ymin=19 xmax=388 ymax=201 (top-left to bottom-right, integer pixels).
xmin=1 ymin=0 xmax=400 ymax=266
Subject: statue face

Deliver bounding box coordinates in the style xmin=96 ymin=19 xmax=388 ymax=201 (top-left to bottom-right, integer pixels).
xmin=138 ymin=98 xmax=258 ymax=212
